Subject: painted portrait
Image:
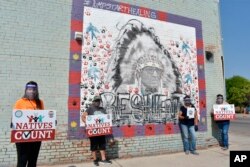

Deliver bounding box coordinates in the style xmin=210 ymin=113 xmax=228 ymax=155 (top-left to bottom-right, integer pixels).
xmin=79 ymin=5 xmax=199 ymax=126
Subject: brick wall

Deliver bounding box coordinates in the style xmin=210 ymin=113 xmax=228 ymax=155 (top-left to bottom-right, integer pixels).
xmin=0 ymin=0 xmax=223 ymax=166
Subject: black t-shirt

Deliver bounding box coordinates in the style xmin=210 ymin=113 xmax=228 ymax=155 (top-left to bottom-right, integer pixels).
xmin=179 ymin=105 xmax=195 ymax=126
xmin=86 ymin=106 xmax=106 ymax=115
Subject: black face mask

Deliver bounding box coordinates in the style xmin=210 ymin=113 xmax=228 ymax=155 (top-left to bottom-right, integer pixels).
xmin=93 ymin=100 xmax=101 ymax=107
xmin=216 ymin=98 xmax=223 ymax=104
xmin=184 ymin=98 xmax=191 ymax=104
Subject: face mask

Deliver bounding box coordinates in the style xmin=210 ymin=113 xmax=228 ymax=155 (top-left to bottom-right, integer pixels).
xmin=216 ymin=98 xmax=223 ymax=104
xmin=184 ymin=98 xmax=191 ymax=105
xmin=25 ymin=88 xmax=37 ymax=99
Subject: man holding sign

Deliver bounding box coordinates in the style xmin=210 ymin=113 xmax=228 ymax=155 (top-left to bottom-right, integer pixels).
xmin=82 ymin=96 xmax=112 ymax=166
xmin=212 ymin=94 xmax=234 ymax=150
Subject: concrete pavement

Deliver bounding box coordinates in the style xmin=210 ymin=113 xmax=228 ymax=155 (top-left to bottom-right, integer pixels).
xmin=39 ymin=114 xmax=250 ymax=167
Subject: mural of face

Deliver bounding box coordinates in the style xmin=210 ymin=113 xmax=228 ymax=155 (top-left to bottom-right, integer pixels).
xmin=106 ymin=20 xmax=179 ymax=96
xmin=140 ymin=66 xmax=163 ymax=93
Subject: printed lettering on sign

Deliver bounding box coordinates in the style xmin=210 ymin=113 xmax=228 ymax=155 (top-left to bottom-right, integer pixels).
xmin=85 ymin=114 xmax=112 ymax=137
xmin=11 ymin=110 xmax=57 ymax=143
xmin=213 ymin=104 xmax=235 ymax=121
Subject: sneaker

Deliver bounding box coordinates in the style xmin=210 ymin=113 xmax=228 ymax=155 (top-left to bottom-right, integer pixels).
xmin=185 ymin=151 xmax=189 ymax=155
xmin=93 ymin=160 xmax=99 ymax=166
xmin=100 ymin=159 xmax=112 ymax=165
xmin=191 ymin=151 xmax=199 ymax=155
xmin=221 ymin=147 xmax=228 ymax=150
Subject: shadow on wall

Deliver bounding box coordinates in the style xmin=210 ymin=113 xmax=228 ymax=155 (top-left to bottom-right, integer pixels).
xmin=106 ymin=135 xmax=119 ymax=160
xmin=178 ymin=123 xmax=185 ymax=152
xmin=211 ymin=117 xmax=221 ymax=146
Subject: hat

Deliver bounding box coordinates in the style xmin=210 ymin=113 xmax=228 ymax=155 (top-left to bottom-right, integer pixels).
xmin=93 ymin=96 xmax=102 ymax=102
xmin=183 ymin=95 xmax=191 ymax=101
xmin=216 ymin=94 xmax=224 ymax=99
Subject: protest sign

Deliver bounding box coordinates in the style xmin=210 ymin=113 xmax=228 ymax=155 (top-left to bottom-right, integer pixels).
xmin=85 ymin=114 xmax=112 ymax=137
xmin=11 ymin=110 xmax=56 ymax=143
xmin=187 ymin=107 xmax=195 ymax=119
xmin=213 ymin=104 xmax=235 ymax=121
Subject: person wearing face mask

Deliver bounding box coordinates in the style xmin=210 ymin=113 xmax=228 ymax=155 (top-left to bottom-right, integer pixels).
xmin=178 ymin=95 xmax=199 ymax=155
xmin=212 ymin=94 xmax=230 ymax=150
xmin=82 ymin=96 xmax=112 ymax=166
xmin=13 ymin=81 xmax=44 ymax=167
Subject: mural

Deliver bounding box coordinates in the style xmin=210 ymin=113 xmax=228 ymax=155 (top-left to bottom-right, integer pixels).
xmin=68 ymin=0 xmax=206 ymax=139
xmin=80 ymin=6 xmax=198 ymax=125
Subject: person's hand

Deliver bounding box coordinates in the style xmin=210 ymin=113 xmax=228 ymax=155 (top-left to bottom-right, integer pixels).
xmin=109 ymin=138 xmax=116 ymax=147
xmin=210 ymin=112 xmax=214 ymax=117
xmin=195 ymin=125 xmax=198 ymax=131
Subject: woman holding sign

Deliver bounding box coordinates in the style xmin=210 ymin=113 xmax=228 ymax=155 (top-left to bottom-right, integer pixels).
xmin=178 ymin=95 xmax=199 ymax=155
xmin=13 ymin=81 xmax=44 ymax=167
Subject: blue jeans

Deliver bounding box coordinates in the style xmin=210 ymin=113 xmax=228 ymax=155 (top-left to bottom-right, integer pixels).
xmin=217 ymin=121 xmax=230 ymax=147
xmin=180 ymin=124 xmax=196 ymax=152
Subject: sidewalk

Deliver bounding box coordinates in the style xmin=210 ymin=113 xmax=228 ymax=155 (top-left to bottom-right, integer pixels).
xmin=236 ymin=113 xmax=250 ymax=119
xmin=39 ymin=128 xmax=250 ymax=167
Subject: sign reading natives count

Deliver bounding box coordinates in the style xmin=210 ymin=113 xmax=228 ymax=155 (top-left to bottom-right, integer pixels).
xmin=213 ymin=104 xmax=235 ymax=121
xmin=11 ymin=110 xmax=56 ymax=143
xmin=85 ymin=114 xmax=112 ymax=137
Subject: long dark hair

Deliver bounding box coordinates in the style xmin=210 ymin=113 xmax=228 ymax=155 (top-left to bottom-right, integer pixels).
xmin=23 ymin=81 xmax=42 ymax=109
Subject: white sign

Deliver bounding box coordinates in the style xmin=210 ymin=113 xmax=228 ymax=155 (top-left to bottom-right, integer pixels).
xmin=187 ymin=107 xmax=195 ymax=119
xmin=213 ymin=104 xmax=235 ymax=120
xmin=85 ymin=114 xmax=112 ymax=137
xmin=11 ymin=110 xmax=56 ymax=143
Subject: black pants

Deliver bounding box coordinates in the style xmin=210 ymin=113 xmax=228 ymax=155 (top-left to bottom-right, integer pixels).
xmin=16 ymin=142 xmax=41 ymax=167
xmin=89 ymin=136 xmax=106 ymax=151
